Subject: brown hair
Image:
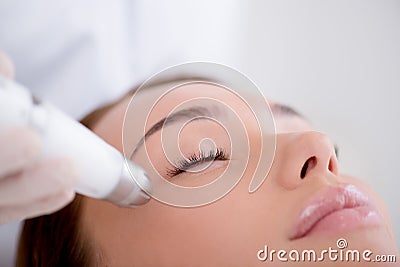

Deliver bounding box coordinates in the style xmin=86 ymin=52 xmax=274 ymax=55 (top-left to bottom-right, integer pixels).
xmin=16 ymin=196 xmax=91 ymax=266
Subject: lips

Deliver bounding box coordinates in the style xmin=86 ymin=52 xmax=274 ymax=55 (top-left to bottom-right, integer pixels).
xmin=290 ymin=184 xmax=382 ymax=240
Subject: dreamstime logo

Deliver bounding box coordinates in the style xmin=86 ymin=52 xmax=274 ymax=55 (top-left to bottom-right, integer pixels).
xmin=336 ymin=238 xmax=348 ymax=249
xmin=122 ymin=62 xmax=276 ymax=207
xmin=257 ymin=238 xmax=397 ymax=263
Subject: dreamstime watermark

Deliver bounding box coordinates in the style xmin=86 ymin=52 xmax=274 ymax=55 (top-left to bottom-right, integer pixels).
xmin=257 ymin=238 xmax=397 ymax=263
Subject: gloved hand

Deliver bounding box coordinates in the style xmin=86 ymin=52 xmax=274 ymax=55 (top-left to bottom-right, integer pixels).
xmin=0 ymin=51 xmax=78 ymax=223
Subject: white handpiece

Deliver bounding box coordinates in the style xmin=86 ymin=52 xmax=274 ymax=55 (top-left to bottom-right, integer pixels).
xmin=0 ymin=76 xmax=151 ymax=207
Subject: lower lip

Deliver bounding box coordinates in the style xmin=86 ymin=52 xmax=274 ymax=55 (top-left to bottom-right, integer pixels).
xmin=306 ymin=205 xmax=383 ymax=237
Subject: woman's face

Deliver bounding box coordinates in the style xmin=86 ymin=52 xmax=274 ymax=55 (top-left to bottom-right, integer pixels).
xmin=81 ymin=83 xmax=398 ymax=266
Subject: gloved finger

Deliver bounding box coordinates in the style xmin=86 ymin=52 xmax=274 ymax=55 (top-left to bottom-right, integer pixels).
xmin=0 ymin=128 xmax=42 ymax=178
xmin=0 ymin=188 xmax=75 ymax=223
xmin=0 ymin=158 xmax=78 ymax=206
xmin=0 ymin=51 xmax=15 ymax=79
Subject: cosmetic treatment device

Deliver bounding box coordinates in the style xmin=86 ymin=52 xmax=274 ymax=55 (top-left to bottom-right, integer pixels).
xmin=0 ymin=76 xmax=151 ymax=207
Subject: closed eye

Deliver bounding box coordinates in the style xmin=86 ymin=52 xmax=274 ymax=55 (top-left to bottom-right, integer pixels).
xmin=166 ymin=148 xmax=229 ymax=178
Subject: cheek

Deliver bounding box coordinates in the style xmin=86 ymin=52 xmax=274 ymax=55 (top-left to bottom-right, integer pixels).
xmin=81 ymin=172 xmax=286 ymax=265
xmin=128 ymin=193 xmax=277 ymax=264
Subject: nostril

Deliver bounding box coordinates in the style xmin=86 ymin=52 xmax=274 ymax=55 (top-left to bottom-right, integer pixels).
xmin=328 ymin=156 xmax=338 ymax=174
xmin=300 ymin=156 xmax=317 ymax=179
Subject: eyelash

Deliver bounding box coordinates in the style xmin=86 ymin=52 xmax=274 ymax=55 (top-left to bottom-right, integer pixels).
xmin=167 ymin=148 xmax=229 ymax=178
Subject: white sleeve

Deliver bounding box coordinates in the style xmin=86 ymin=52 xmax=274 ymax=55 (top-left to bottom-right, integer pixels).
xmin=0 ymin=0 xmax=141 ymax=119
xmin=0 ymin=0 xmax=241 ymax=120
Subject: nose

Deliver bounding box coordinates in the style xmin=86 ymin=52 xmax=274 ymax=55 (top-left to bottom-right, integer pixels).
xmin=272 ymin=131 xmax=339 ymax=190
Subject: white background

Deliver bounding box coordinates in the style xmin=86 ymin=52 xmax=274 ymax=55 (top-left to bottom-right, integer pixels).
xmin=0 ymin=1 xmax=399 ymax=266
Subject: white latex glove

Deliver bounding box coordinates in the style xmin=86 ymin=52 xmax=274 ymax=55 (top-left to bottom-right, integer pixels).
xmin=0 ymin=51 xmax=78 ymax=223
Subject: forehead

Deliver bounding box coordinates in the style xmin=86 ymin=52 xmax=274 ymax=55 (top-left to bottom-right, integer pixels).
xmin=132 ymin=81 xmax=310 ymax=127
xmin=124 ymin=82 xmax=269 ymax=137
xmin=93 ymin=81 xmax=312 ymax=153
xmin=134 ymin=81 xmax=261 ymax=115
xmin=138 ymin=83 xmax=265 ymax=147
xmin=120 ymin=82 xmax=309 ymax=148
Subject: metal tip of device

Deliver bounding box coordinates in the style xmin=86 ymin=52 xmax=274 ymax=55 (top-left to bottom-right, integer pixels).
xmin=104 ymin=161 xmax=152 ymax=207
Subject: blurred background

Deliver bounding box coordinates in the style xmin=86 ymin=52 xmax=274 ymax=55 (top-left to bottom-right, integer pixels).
xmin=0 ymin=1 xmax=399 ymax=266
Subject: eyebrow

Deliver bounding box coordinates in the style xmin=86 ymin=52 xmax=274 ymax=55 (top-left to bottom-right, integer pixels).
xmin=130 ymin=102 xmax=304 ymax=157
xmin=130 ymin=106 xmax=216 ymax=157
xmin=270 ymin=103 xmax=305 ymax=120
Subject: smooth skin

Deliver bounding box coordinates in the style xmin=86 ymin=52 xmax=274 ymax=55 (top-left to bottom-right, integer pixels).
xmin=82 ymin=82 xmax=399 ymax=266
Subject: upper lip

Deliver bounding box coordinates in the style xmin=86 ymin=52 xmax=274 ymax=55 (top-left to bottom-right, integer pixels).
xmin=290 ymin=184 xmax=371 ymax=240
